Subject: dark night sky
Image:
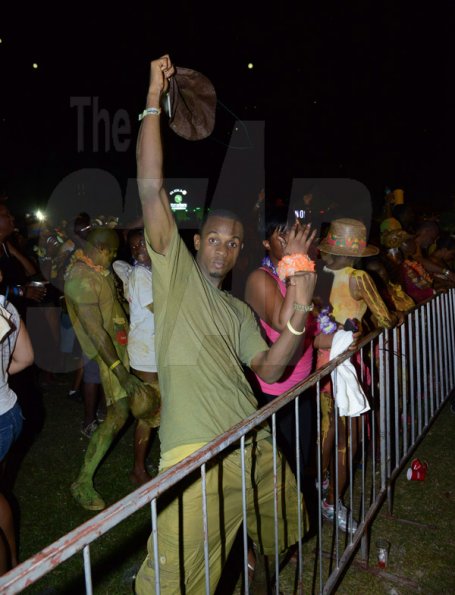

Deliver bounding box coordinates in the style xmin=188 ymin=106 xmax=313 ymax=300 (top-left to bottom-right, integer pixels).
xmin=1 ymin=2 xmax=455 ymax=220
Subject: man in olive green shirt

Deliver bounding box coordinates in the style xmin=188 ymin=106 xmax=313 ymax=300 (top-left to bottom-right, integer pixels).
xmin=134 ymin=55 xmax=318 ymax=594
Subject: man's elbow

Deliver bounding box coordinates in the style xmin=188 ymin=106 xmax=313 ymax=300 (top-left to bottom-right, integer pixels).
xmin=138 ymin=178 xmax=164 ymax=202
xmin=250 ymin=351 xmax=284 ymax=384
xmin=263 ymin=371 xmax=282 ymax=384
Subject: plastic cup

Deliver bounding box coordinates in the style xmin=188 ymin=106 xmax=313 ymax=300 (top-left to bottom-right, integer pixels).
xmin=407 ymin=459 xmax=428 ymax=480
xmin=376 ymin=538 xmax=390 ymax=568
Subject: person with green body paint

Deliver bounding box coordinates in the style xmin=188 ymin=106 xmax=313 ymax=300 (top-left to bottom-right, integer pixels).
xmin=64 ymin=226 xmax=160 ymax=511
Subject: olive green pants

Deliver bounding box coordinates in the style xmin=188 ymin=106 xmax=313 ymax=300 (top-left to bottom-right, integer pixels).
xmin=135 ymin=437 xmax=305 ymax=594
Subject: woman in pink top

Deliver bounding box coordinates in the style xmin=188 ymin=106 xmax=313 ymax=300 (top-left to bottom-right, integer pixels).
xmin=245 ymin=208 xmax=315 ymax=484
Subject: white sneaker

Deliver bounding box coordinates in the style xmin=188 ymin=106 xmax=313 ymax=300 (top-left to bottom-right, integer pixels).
xmin=322 ymin=498 xmax=358 ymax=534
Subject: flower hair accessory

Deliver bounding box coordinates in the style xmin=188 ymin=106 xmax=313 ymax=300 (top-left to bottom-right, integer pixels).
xmin=277 ymin=253 xmax=315 ymax=281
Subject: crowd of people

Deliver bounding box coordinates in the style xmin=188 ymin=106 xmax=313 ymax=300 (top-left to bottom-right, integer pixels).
xmin=0 ymin=54 xmax=454 ymax=592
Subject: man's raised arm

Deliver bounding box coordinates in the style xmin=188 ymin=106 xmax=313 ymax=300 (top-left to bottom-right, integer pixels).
xmin=136 ymin=55 xmax=175 ymax=255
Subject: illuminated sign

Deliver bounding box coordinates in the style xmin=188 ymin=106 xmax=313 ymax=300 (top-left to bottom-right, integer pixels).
xmin=169 ymin=188 xmax=188 ymax=211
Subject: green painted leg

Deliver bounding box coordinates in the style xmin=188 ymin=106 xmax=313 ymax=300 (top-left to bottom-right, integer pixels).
xmin=70 ymin=481 xmax=105 ymax=511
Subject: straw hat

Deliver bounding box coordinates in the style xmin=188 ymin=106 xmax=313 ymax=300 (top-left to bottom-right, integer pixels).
xmin=318 ymin=218 xmax=379 ymax=257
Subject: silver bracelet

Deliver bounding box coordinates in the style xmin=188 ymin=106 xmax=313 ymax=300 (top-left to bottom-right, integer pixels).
xmin=293 ymin=302 xmax=314 ymax=312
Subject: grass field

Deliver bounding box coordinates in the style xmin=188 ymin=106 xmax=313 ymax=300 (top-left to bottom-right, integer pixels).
xmin=5 ymin=368 xmax=455 ymax=594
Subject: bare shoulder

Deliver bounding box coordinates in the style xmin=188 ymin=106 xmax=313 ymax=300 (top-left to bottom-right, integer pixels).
xmin=245 ymin=267 xmax=276 ymax=293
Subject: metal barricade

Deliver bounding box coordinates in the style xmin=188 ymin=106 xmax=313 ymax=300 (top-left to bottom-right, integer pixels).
xmin=1 ymin=289 xmax=454 ymax=594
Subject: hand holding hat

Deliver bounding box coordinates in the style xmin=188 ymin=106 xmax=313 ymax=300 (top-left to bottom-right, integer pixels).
xmin=145 ymin=55 xmax=217 ymax=141
xmin=148 ymin=55 xmax=175 ymax=97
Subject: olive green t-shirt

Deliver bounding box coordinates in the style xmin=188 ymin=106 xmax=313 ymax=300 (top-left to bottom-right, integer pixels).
xmin=147 ymin=223 xmax=268 ymax=455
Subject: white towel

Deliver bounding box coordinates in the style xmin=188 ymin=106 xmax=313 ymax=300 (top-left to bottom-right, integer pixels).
xmin=112 ymin=261 xmax=133 ymax=300
xmin=330 ymin=330 xmax=371 ymax=417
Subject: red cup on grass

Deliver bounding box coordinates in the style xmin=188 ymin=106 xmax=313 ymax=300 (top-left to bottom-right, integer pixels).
xmin=407 ymin=467 xmax=425 ymax=480
xmin=411 ymin=458 xmax=425 ymax=471
xmin=407 ymin=460 xmax=428 ymax=480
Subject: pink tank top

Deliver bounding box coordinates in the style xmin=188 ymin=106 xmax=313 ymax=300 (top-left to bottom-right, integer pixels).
xmin=255 ymin=267 xmax=315 ymax=396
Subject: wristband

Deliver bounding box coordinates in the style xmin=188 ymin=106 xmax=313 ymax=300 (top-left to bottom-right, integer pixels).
xmin=109 ymin=359 xmax=121 ymax=371
xmin=293 ymin=301 xmax=314 ymax=312
xmin=286 ymin=319 xmax=305 ymax=336
xmin=138 ymin=107 xmax=161 ymax=121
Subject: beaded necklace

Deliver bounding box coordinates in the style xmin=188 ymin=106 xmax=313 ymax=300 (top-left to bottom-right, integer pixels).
xmin=65 ymin=249 xmax=110 ymax=279
xmin=261 ymin=255 xmax=278 ymax=277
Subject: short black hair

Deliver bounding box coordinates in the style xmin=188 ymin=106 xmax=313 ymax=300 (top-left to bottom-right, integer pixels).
xmin=259 ymin=205 xmax=292 ymax=240
xmin=199 ymin=209 xmax=242 ymax=234
xmin=127 ymin=228 xmax=144 ymax=243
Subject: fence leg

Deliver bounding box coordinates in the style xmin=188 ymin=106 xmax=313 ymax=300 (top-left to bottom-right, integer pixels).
xmin=360 ymin=525 xmax=370 ymax=567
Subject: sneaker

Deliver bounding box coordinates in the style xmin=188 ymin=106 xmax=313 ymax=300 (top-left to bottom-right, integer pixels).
xmin=322 ymin=498 xmax=358 ymax=534
xmin=81 ymin=419 xmax=100 ymax=438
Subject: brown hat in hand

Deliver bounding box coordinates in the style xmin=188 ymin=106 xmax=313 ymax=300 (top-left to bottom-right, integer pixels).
xmin=166 ymin=66 xmax=217 ymax=141
xmin=318 ymin=218 xmax=379 ymax=257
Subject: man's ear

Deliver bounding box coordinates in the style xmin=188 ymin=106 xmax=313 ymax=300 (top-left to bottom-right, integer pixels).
xmin=194 ymin=233 xmax=201 ymax=251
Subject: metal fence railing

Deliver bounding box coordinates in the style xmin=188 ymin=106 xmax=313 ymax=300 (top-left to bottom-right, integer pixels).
xmin=1 ymin=289 xmax=454 ymax=594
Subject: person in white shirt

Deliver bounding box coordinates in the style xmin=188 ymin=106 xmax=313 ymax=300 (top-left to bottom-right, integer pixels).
xmin=114 ymin=228 xmax=160 ymax=485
